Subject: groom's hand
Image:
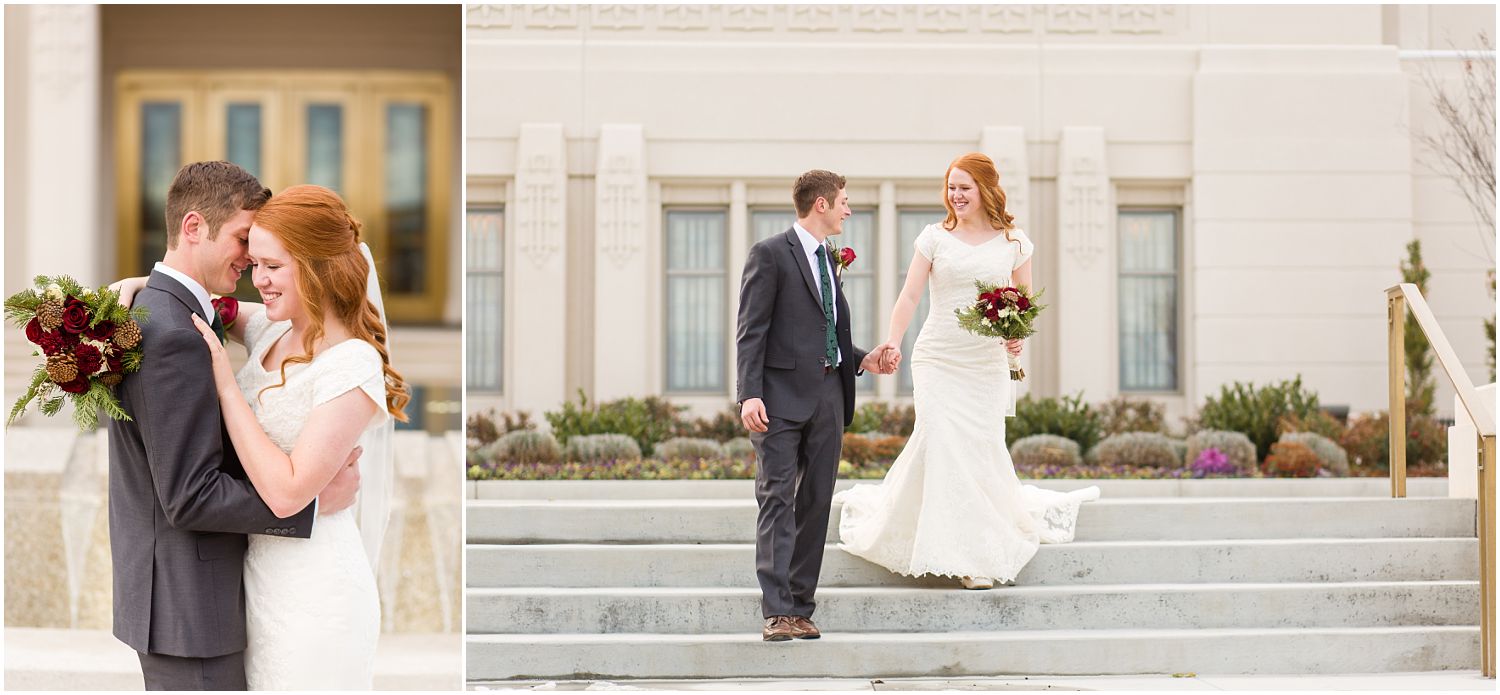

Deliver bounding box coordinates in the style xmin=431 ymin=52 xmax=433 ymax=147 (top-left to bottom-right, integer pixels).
xmin=317 ymin=446 xmax=363 ymax=515
xmin=740 ymin=398 xmax=769 ymax=433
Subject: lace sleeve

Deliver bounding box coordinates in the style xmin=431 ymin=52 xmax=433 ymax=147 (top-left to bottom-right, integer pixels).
xmin=1011 ymin=228 xmax=1035 ymax=270
xmin=311 ymin=341 xmax=389 ymax=428
xmin=915 ymin=224 xmax=940 ymax=261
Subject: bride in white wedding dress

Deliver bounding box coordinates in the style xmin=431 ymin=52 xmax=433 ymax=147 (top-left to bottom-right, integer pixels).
xmin=191 ymin=185 xmax=407 ymax=689
xmin=834 ymin=153 xmax=1100 ymax=590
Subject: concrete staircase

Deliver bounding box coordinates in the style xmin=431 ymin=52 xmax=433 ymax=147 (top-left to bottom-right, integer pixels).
xmin=465 ymin=479 xmax=1480 ymax=681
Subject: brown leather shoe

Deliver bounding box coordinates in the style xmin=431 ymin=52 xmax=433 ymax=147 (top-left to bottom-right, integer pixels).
xmin=788 ymin=616 xmax=821 ymax=639
xmin=762 ymin=615 xmax=794 ymax=642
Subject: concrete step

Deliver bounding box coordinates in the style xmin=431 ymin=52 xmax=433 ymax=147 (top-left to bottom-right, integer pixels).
xmin=466 ymin=537 xmax=1480 ymax=588
xmin=464 ymin=626 xmax=1480 ymax=679
xmin=465 ymin=581 xmax=1478 ymax=635
xmin=469 ymin=477 xmax=1453 ymax=501
xmin=466 ymin=497 xmax=1477 ymax=544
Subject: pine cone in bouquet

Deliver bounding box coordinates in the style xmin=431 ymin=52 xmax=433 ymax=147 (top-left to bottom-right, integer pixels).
xmin=36 ymin=299 xmax=64 ymax=331
xmin=45 ymin=352 xmax=78 ymax=383
xmin=115 ymin=319 xmax=142 ymax=350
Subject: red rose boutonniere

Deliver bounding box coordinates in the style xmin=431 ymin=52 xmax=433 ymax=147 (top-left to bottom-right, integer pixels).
xmin=212 ymin=296 xmax=239 ymax=330
xmin=825 ymin=242 xmax=856 ymax=275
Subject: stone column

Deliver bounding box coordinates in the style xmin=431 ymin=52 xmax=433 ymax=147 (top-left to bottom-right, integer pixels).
xmin=726 ymin=181 xmax=748 ymax=401
xmin=877 ymin=181 xmax=898 ymax=401
xmin=1057 ymin=127 xmax=1114 ymax=401
xmin=510 ymin=124 xmax=568 ymax=416
xmin=25 ymin=5 xmax=101 ymax=285
xmin=981 ymin=126 xmax=1035 ymax=401
xmin=593 ymin=124 xmax=649 ymax=401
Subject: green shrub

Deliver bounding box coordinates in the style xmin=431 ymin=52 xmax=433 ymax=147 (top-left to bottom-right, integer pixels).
xmin=1008 ymin=393 xmax=1103 ymax=454
xmin=723 ymin=437 xmax=756 ymax=460
xmin=1198 ymin=376 xmax=1322 ymax=460
xmin=1010 ymin=434 xmax=1083 ymax=469
xmin=1277 ymin=410 xmax=1345 ymax=441
xmin=1098 ymin=397 xmax=1167 ymax=435
xmin=1263 ymin=441 xmax=1321 ymax=478
xmin=1167 ymin=438 xmax=1188 ymax=465
xmin=1088 ymin=432 xmax=1180 ymax=468
xmin=545 ymin=390 xmax=684 ymax=456
xmin=847 ymin=402 xmax=890 ymax=434
xmin=675 ymin=404 xmax=744 ymax=443
xmin=563 ymin=433 xmax=642 ymax=463
xmin=1279 ymin=432 xmax=1349 ymax=476
xmin=1185 ymin=430 xmax=1257 ymax=477
xmin=467 ymin=409 xmax=535 ymax=448
xmin=486 ymin=429 xmax=562 ymax=464
xmin=654 ymin=437 xmax=725 ymax=460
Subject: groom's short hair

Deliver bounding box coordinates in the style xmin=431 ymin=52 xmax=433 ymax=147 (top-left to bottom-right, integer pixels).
xmin=793 ymin=170 xmax=846 ymax=217
xmin=164 ymin=161 xmax=273 ymax=249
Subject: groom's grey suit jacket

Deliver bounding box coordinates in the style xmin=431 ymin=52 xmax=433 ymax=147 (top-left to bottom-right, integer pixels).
xmin=108 ymin=271 xmax=313 ymax=658
xmin=736 ymin=228 xmax=867 ymax=427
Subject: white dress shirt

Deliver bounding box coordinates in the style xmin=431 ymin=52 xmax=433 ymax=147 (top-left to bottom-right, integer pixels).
xmin=791 ymin=222 xmax=842 ymax=366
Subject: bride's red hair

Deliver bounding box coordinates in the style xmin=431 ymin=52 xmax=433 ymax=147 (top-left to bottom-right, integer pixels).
xmin=942 ymin=153 xmax=1017 ymax=242
xmin=253 ymin=185 xmax=410 ymax=422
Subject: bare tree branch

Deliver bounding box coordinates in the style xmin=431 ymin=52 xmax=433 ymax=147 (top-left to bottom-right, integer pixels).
xmin=1413 ymin=32 xmax=1495 ymax=263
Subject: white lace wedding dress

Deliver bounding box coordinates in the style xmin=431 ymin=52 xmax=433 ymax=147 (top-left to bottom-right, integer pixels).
xmin=237 ymin=308 xmax=385 ymax=689
xmin=834 ymin=224 xmax=1100 ymax=582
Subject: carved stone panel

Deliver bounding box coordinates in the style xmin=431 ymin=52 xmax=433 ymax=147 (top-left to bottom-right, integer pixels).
xmin=514 ymin=125 xmax=567 ymax=271
xmin=595 ymin=125 xmax=647 ymax=269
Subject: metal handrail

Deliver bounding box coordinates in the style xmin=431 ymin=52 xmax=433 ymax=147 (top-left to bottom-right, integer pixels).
xmin=1386 ymin=282 xmax=1495 ymax=677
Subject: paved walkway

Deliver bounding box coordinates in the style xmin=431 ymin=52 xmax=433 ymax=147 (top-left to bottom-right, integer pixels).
xmin=471 ymin=672 xmax=1492 ymax=691
xmin=6 ymin=627 xmax=461 ymax=690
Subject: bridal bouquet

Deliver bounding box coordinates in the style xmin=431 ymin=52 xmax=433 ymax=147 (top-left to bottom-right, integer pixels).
xmin=954 ymin=281 xmax=1046 ymax=380
xmin=5 ymin=275 xmax=148 ymax=430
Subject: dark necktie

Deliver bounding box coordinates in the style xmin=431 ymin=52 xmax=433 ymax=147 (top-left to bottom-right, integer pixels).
xmin=210 ymin=313 xmax=226 ymax=346
xmin=815 ymin=246 xmax=837 ymax=369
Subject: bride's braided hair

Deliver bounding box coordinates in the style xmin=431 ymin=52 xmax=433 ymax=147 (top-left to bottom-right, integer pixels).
xmin=252 ymin=185 xmax=410 ymax=422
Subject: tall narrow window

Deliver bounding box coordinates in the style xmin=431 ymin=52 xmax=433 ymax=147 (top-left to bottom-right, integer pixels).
xmin=466 ymin=207 xmax=504 ymax=392
xmin=139 ymin=102 xmax=182 ymax=276
xmin=305 ymin=104 xmax=344 ymax=193
xmin=1118 ymin=209 xmax=1180 ymax=392
xmin=385 ymin=103 xmax=429 ymax=296
xmin=897 ymin=209 xmax=942 ymax=394
xmin=225 ymin=103 xmax=262 ymax=178
xmin=666 ymin=210 xmax=727 ymax=392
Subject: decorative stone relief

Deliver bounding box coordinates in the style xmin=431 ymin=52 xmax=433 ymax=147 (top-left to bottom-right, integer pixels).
xmin=1047 ymin=5 xmax=1103 ymax=34
xmin=515 ymin=125 xmax=566 ymax=270
xmin=659 ymin=4 xmax=710 ymax=31
xmin=788 ymin=5 xmax=839 ymax=32
xmin=723 ymin=5 xmax=775 ymax=31
xmin=596 ymin=125 xmax=647 ymax=269
xmin=852 ymin=5 xmax=904 ymax=33
xmin=32 ymin=6 xmax=92 ymax=101
xmin=525 ymin=4 xmax=579 ymax=30
xmin=979 ymin=5 xmax=1034 ymax=33
xmin=980 ymin=126 xmax=1030 ymax=233
xmin=1112 ymin=5 xmax=1177 ymax=34
xmin=916 ymin=5 xmax=970 ymax=33
xmin=1058 ymin=128 xmax=1110 ymax=270
xmin=465 ymin=4 xmax=514 ymax=28
xmin=592 ymin=5 xmax=645 ymax=30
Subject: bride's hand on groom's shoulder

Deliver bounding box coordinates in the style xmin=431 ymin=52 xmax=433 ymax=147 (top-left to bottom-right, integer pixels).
xmin=189 ymin=314 xmax=235 ymax=391
xmin=108 ymin=276 xmax=149 ymax=309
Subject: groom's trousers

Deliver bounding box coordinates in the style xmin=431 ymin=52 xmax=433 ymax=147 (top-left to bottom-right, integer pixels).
xmin=751 ymin=369 xmax=845 ymax=619
xmin=137 ymin=650 xmax=246 ymax=690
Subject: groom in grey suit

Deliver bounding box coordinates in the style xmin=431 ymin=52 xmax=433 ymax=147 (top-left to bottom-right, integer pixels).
xmin=736 ymin=170 xmax=896 ymax=641
xmin=109 ymin=161 xmax=361 ymax=690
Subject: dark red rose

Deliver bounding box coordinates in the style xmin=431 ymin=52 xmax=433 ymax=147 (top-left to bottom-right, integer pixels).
xmin=57 ymin=377 xmax=89 ymax=394
xmin=1017 ymin=296 xmax=1031 ymax=311
xmin=25 ymin=318 xmax=44 ymax=344
xmin=84 ymin=320 xmax=115 ymax=342
xmin=838 ymin=246 xmax=856 ymax=267
xmin=212 ymin=296 xmax=240 ymax=328
xmin=73 ymin=343 xmax=103 ymax=376
xmin=985 ymin=308 xmax=1000 ymax=321
xmin=61 ymin=301 xmax=89 ymax=334
xmin=106 ymin=355 xmax=123 ymax=374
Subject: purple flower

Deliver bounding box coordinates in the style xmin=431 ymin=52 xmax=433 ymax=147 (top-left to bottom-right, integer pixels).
xmin=1191 ymin=447 xmax=1236 ymax=478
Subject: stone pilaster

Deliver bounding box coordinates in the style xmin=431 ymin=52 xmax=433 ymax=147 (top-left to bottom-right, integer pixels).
xmin=593 ymin=124 xmax=650 ymax=401
xmin=1057 ymin=127 xmax=1115 ymax=400
xmin=510 ymin=124 xmax=569 ymax=413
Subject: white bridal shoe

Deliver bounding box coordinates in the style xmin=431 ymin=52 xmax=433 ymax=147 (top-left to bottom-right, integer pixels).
xmin=961 ymin=576 xmax=994 ymax=590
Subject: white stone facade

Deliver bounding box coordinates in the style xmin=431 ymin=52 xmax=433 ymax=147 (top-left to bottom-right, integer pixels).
xmin=465 ymin=3 xmax=1496 ymax=423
